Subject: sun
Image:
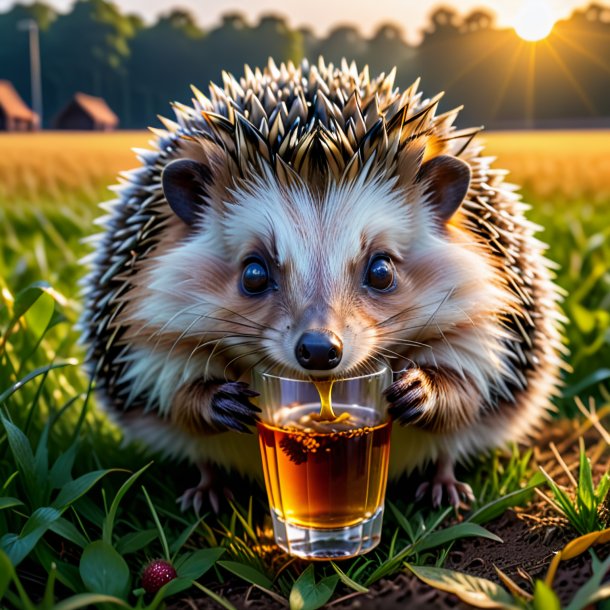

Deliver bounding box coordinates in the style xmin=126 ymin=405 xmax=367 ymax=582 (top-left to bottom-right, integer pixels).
xmin=514 ymin=0 xmax=556 ymax=41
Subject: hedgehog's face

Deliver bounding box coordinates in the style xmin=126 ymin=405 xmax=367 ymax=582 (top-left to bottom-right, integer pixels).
xmin=161 ymin=155 xmax=471 ymax=380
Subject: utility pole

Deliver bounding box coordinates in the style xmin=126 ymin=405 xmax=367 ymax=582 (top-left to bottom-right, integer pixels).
xmin=18 ymin=19 xmax=43 ymax=128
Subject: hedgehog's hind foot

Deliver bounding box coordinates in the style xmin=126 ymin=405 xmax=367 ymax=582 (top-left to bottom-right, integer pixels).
xmin=177 ymin=462 xmax=233 ymax=515
xmin=415 ymin=455 xmax=475 ymax=509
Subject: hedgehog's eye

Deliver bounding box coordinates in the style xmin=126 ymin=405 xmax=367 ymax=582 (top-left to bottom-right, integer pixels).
xmin=365 ymin=255 xmax=396 ymax=292
xmin=241 ymin=257 xmax=270 ymax=295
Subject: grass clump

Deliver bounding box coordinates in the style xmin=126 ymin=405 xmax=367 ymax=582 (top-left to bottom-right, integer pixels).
xmin=538 ymin=437 xmax=610 ymax=536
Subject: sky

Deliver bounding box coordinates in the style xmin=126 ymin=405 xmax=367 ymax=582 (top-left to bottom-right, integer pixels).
xmin=0 ymin=0 xmax=598 ymax=41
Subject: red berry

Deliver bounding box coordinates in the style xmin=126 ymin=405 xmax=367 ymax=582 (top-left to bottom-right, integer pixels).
xmin=141 ymin=559 xmax=177 ymax=594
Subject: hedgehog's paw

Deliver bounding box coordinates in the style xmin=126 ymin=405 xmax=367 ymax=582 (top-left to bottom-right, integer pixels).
xmin=209 ymin=381 xmax=261 ymax=433
xmin=415 ymin=478 xmax=475 ymax=509
xmin=384 ymin=368 xmax=432 ymax=425
xmin=177 ymin=462 xmax=233 ymax=515
xmin=415 ymin=456 xmax=475 ymax=509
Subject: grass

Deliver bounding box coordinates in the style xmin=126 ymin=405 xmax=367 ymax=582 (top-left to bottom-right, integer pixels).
xmin=0 ymin=130 xmax=609 ymax=608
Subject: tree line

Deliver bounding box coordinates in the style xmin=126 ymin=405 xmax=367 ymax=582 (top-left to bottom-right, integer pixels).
xmin=1 ymin=0 xmax=610 ymax=128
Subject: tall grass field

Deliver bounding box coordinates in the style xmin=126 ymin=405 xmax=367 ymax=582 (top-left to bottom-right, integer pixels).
xmin=0 ymin=130 xmax=609 ymax=609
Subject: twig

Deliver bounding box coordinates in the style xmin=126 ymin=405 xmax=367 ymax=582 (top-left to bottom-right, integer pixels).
xmin=549 ymin=441 xmax=578 ymax=487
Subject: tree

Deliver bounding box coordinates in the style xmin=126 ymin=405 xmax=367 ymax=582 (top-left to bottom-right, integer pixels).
xmin=0 ymin=2 xmax=57 ymax=113
xmin=298 ymin=26 xmax=318 ymax=59
xmin=424 ymin=6 xmax=460 ymax=38
xmin=127 ymin=8 xmax=203 ymax=127
xmin=253 ymin=14 xmax=302 ymax=64
xmin=461 ymin=9 xmax=494 ymax=33
xmin=315 ymin=25 xmax=368 ymax=65
xmin=367 ymin=23 xmax=414 ymax=77
xmin=43 ymin=0 xmax=135 ymax=124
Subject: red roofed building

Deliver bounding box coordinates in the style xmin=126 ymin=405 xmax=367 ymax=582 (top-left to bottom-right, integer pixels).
xmin=0 ymin=80 xmax=39 ymax=131
xmin=54 ymin=92 xmax=119 ymax=130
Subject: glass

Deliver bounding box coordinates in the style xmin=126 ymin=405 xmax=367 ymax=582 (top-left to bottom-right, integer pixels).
xmin=253 ymin=365 xmax=392 ymax=560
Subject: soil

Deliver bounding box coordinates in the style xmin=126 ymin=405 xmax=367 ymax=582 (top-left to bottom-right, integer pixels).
xmin=170 ymin=420 xmax=610 ymax=610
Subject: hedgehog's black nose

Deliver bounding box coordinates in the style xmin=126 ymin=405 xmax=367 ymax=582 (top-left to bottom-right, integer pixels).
xmin=295 ymin=330 xmax=343 ymax=370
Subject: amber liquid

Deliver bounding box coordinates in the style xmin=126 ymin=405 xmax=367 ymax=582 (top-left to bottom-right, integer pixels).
xmin=313 ymin=379 xmax=335 ymax=420
xmin=257 ymin=404 xmax=392 ymax=529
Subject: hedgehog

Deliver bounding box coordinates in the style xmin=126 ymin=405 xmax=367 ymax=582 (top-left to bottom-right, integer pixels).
xmin=80 ymin=58 xmax=565 ymax=510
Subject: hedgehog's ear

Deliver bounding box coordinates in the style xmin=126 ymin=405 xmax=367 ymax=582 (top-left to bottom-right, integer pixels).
xmin=416 ymin=155 xmax=471 ymax=223
xmin=162 ymin=158 xmax=211 ymax=225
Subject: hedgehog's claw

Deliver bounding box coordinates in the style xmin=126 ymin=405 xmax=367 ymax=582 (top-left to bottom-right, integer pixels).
xmin=177 ymin=462 xmax=233 ymax=515
xmin=384 ymin=368 xmax=431 ymax=426
xmin=209 ymin=381 xmax=261 ymax=433
xmin=415 ymin=455 xmax=474 ymax=509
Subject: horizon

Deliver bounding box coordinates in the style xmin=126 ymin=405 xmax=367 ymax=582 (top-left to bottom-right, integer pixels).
xmin=0 ymin=0 xmax=606 ymax=41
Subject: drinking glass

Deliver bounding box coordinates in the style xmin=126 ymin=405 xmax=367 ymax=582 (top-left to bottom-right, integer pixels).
xmin=253 ymin=365 xmax=392 ymax=559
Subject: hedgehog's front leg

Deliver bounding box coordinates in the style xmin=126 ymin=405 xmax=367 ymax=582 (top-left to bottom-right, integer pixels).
xmin=384 ymin=365 xmax=478 ymax=507
xmin=172 ymin=379 xmax=260 ymax=513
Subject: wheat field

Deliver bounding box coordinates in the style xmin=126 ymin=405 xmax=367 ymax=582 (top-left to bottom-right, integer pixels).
xmin=0 ymin=131 xmax=150 ymax=204
xmin=1 ymin=130 xmax=608 ymax=204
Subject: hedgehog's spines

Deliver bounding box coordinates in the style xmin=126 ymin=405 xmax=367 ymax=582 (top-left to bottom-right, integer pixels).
xmin=162 ymin=62 xmax=474 ymax=191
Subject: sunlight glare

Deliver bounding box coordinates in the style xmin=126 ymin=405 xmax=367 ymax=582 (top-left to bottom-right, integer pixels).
xmin=514 ymin=0 xmax=556 ymax=41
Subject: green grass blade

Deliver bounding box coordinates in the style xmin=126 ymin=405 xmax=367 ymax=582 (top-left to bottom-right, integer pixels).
xmin=42 ymin=562 xmax=58 ymax=608
xmin=416 ymin=522 xmax=503 ymax=553
xmin=595 ymin=472 xmax=610 ymax=503
xmin=1 ymin=506 xmax=61 ymax=566
xmin=34 ymin=542 xmax=83 ymax=594
xmin=0 ymin=360 xmax=78 ymax=405
xmin=53 ymin=469 xmax=118 ymax=510
xmin=49 ymin=442 xmax=78 ymax=489
xmin=22 ymin=370 xmax=49 ymax=438
xmin=217 ymin=560 xmax=273 ymax=589
xmin=1 ymin=282 xmax=53 ymax=346
xmin=115 ymin=529 xmax=158 ymax=555
xmin=562 ymin=369 xmax=610 ymax=398
xmin=102 ymin=462 xmax=152 ymax=545
xmin=48 ymin=517 xmax=89 ymax=548
xmin=142 ymin=485 xmax=171 ymax=561
xmin=175 ymin=548 xmax=225 ymax=581
xmin=0 ymin=548 xmax=35 ymax=610
xmin=1 ymin=471 xmax=19 ymax=492
xmin=0 ymin=497 xmax=23 ymax=511
xmin=387 ymin=502 xmax=415 ymax=541
xmin=0 ymin=549 xmax=14 ymax=597
xmin=23 ymin=290 xmax=54 ymax=346
xmin=468 ymin=477 xmax=544 ymax=525
xmin=228 ymin=500 xmax=259 ymax=543
xmin=169 ymin=518 xmax=203 ymax=559
xmin=330 ymin=561 xmax=369 ymax=593
xmin=0 ymin=413 xmax=39 ymax=505
xmin=539 ymin=467 xmax=582 ymax=530
xmin=53 ymin=594 xmax=129 ymax=610
xmin=577 ymin=439 xmax=595 ymax=519
xmin=193 ymin=582 xmax=238 ymax=610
